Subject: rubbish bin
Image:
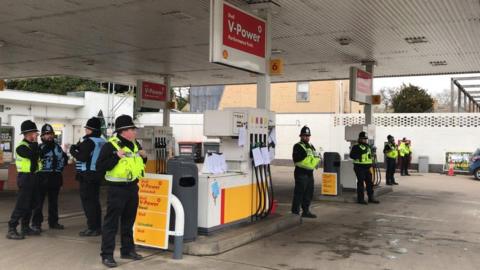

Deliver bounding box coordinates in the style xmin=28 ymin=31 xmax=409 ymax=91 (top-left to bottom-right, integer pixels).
xmin=323 ymin=152 xmax=342 ymax=194
xmin=167 ymin=158 xmax=198 ymax=242
xmin=418 ymin=156 xmax=429 ymax=173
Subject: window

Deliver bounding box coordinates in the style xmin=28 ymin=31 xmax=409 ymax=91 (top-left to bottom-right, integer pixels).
xmin=296 ymin=82 xmax=310 ymax=102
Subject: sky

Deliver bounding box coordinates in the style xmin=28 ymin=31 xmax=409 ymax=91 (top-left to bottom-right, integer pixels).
xmin=373 ymin=72 xmax=480 ymax=96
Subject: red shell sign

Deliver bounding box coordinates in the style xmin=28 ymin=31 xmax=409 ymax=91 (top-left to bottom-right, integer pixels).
xmin=222 ymin=3 xmax=266 ymax=58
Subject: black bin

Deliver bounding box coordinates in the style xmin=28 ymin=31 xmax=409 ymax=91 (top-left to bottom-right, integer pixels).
xmin=167 ymin=158 xmax=198 ymax=242
xmin=323 ymin=152 xmax=341 ymax=192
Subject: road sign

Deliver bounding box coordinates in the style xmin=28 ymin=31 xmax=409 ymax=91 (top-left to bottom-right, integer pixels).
xmin=134 ymin=173 xmax=172 ymax=249
xmin=210 ymin=0 xmax=267 ymax=74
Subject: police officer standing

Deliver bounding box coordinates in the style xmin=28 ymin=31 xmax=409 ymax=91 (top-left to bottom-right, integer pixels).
xmin=70 ymin=117 xmax=106 ymax=236
xmin=349 ymin=132 xmax=379 ymax=205
xmin=30 ymin=124 xmax=68 ymax=230
xmin=399 ymin=138 xmax=411 ymax=176
xmin=291 ymin=126 xmax=320 ymax=218
xmin=6 ymin=120 xmax=41 ymax=239
xmin=97 ymin=115 xmax=147 ymax=268
xmin=383 ymin=135 xmax=399 ymax=186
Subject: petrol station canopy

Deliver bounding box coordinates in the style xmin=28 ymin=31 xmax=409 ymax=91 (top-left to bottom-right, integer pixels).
xmin=0 ymin=0 xmax=479 ymax=86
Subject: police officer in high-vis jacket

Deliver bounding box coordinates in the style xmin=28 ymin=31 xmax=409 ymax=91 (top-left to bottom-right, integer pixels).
xmin=349 ymin=132 xmax=379 ymax=205
xmin=383 ymin=135 xmax=399 ymax=186
xmin=291 ymin=126 xmax=321 ymax=218
xmin=70 ymin=117 xmax=106 ymax=237
xmin=29 ymin=124 xmax=68 ymax=230
xmin=97 ymin=115 xmax=147 ymax=268
xmin=7 ymin=120 xmax=41 ymax=240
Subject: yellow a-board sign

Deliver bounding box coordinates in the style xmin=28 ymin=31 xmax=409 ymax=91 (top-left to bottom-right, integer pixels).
xmin=321 ymin=173 xmax=337 ymax=196
xmin=134 ymin=173 xmax=172 ymax=249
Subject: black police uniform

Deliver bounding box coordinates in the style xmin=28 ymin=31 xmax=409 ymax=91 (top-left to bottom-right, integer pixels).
xmin=291 ymin=126 xmax=317 ymax=218
xmin=31 ymin=124 xmax=68 ymax=229
xmin=97 ymin=115 xmax=146 ymax=267
xmin=383 ymin=136 xmax=398 ymax=186
xmin=7 ymin=120 xmax=41 ymax=239
xmin=70 ymin=117 xmax=104 ymax=236
xmin=349 ymin=132 xmax=378 ymax=204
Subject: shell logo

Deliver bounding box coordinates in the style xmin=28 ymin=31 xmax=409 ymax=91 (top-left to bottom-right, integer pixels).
xmin=223 ymin=50 xmax=229 ymax=59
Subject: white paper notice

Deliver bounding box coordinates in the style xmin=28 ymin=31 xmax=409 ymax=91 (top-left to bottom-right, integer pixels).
xmin=252 ymin=147 xmax=264 ymax=167
xmin=268 ymin=127 xmax=277 ymax=146
xmin=238 ymin=126 xmax=247 ymax=147
xmin=269 ymin=148 xmax=275 ymax=163
xmin=201 ymin=153 xmax=228 ymax=174
xmin=260 ymin=147 xmax=270 ymax=165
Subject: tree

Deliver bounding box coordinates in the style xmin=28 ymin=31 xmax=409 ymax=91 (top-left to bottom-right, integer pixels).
xmin=6 ymin=76 xmax=102 ymax=95
xmin=434 ymin=88 xmax=457 ymax=112
xmin=391 ymin=84 xmax=434 ymax=113
xmin=376 ymin=87 xmax=398 ymax=112
xmin=173 ymin=87 xmax=190 ymax=111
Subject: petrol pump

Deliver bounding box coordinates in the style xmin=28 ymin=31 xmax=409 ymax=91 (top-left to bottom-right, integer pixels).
xmin=136 ymin=126 xmax=174 ymax=174
xmin=198 ymin=108 xmax=276 ymax=234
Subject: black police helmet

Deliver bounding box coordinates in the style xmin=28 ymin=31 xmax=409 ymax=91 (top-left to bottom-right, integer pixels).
xmin=41 ymin=124 xmax=55 ymax=136
xmin=299 ymin=126 xmax=311 ymax=136
xmin=20 ymin=120 xmax=39 ymax=135
xmin=115 ymin=115 xmax=137 ymax=132
xmin=84 ymin=117 xmax=101 ymax=131
xmin=358 ymin=131 xmax=368 ymax=139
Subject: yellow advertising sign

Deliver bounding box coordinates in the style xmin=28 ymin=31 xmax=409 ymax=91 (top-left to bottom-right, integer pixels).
xmin=321 ymin=173 xmax=337 ymax=196
xmin=269 ymin=58 xmax=284 ymax=75
xmin=134 ymin=173 xmax=172 ymax=249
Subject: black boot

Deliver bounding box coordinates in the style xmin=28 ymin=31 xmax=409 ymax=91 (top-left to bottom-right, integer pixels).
xmin=102 ymin=257 xmax=117 ymax=268
xmin=121 ymin=251 xmax=143 ymax=260
xmin=6 ymin=228 xmax=25 ymax=240
xmin=49 ymin=223 xmax=65 ymax=230
xmin=79 ymin=228 xmax=101 ymax=237
xmin=22 ymin=226 xmax=41 ymax=236
xmin=368 ymin=198 xmax=380 ymax=204
xmin=301 ymin=212 xmax=317 ymax=219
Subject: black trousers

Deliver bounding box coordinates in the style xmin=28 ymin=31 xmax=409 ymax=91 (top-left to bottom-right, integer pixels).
xmin=8 ymin=173 xmax=40 ymax=229
xmin=78 ymin=173 xmax=102 ymax=231
xmin=291 ymin=170 xmax=314 ymax=213
xmin=401 ymin=156 xmax=410 ymax=175
xmin=385 ymin=158 xmax=397 ymax=184
xmin=354 ymin=166 xmax=374 ymax=202
xmin=101 ymin=184 xmax=139 ymax=258
xmin=31 ymin=172 xmax=63 ymax=227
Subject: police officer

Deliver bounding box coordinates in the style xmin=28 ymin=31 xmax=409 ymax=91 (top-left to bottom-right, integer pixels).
xmin=6 ymin=120 xmax=41 ymax=239
xmin=97 ymin=115 xmax=147 ymax=268
xmin=29 ymin=124 xmax=68 ymax=230
xmin=70 ymin=117 xmax=106 ymax=236
xmin=291 ymin=126 xmax=321 ymax=218
xmin=349 ymin=132 xmax=379 ymax=205
xmin=399 ymin=138 xmax=411 ymax=176
xmin=383 ymin=135 xmax=399 ymax=185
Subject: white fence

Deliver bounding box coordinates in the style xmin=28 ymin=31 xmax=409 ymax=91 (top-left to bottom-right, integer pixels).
xmin=138 ymin=112 xmax=480 ymax=167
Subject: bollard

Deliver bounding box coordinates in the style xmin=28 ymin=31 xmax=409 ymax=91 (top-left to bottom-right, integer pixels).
xmin=169 ymin=195 xmax=185 ymax=259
